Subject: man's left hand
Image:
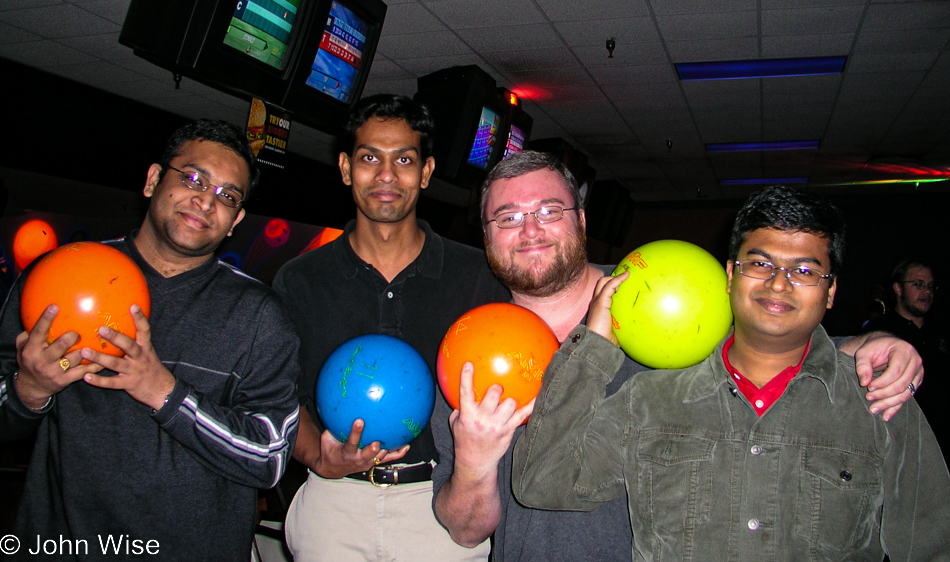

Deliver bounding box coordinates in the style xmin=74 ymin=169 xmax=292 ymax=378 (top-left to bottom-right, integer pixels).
xmin=80 ymin=305 xmax=176 ymax=412
xmin=844 ymin=331 xmax=924 ymax=420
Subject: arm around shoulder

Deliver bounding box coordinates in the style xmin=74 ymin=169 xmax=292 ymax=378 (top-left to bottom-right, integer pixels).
xmin=513 ymin=325 xmax=627 ymax=511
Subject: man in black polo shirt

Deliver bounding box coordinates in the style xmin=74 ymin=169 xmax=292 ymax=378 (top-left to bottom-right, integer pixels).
xmin=273 ymin=94 xmax=508 ymax=560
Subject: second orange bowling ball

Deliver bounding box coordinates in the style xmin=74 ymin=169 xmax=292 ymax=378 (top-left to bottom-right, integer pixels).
xmin=20 ymin=242 xmax=151 ymax=358
xmin=437 ymin=303 xmax=559 ymax=412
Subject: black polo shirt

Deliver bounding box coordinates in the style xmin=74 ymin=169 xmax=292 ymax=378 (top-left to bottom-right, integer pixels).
xmin=273 ymin=219 xmax=510 ymax=465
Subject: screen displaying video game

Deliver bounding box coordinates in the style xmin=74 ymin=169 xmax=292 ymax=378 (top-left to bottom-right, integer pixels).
xmin=224 ymin=0 xmax=301 ymax=70
xmin=504 ymin=124 xmax=526 ymax=159
xmin=304 ymin=1 xmax=369 ymax=103
xmin=467 ymin=106 xmax=501 ymax=169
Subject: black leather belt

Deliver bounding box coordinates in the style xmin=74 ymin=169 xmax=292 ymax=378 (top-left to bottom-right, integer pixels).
xmin=345 ymin=462 xmax=433 ymax=487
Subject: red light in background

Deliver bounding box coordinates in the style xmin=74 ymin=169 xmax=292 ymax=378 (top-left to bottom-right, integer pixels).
xmin=510 ymin=86 xmax=549 ymax=101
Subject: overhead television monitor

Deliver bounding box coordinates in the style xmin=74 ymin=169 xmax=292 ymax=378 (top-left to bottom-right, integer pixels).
xmin=282 ymin=0 xmax=386 ymax=132
xmin=120 ymin=0 xmax=386 ymax=134
xmin=415 ymin=65 xmax=507 ymax=190
xmin=497 ymin=87 xmax=533 ymax=161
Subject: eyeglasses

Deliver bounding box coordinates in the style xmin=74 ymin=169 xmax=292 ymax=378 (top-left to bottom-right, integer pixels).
xmin=166 ymin=166 xmax=245 ymax=208
xmin=734 ymin=259 xmax=834 ymax=287
xmin=902 ymin=280 xmax=938 ymax=291
xmin=488 ymin=206 xmax=576 ymax=229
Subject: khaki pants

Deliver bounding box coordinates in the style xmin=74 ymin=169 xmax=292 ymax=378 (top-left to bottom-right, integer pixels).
xmin=285 ymin=471 xmax=490 ymax=561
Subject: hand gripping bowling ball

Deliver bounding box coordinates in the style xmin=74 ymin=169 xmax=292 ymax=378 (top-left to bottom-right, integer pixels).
xmin=437 ymin=303 xmax=559 ymax=413
xmin=20 ymin=242 xmax=151 ymax=358
xmin=316 ymin=335 xmax=435 ymax=449
xmin=610 ymin=240 xmax=732 ymax=369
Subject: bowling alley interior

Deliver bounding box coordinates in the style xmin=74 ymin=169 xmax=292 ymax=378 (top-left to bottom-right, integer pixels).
xmin=1 ymin=0 xmax=949 ymax=556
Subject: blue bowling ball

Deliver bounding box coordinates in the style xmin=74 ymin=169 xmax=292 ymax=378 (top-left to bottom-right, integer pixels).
xmin=316 ymin=334 xmax=435 ymax=449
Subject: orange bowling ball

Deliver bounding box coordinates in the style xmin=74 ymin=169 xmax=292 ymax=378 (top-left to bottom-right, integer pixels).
xmin=20 ymin=242 xmax=151 ymax=358
xmin=437 ymin=303 xmax=559 ymax=413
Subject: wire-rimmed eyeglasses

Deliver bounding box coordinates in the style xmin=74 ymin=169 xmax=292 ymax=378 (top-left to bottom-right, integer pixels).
xmin=487 ymin=206 xmax=576 ymax=229
xmin=734 ymin=259 xmax=834 ymax=287
xmin=166 ymin=165 xmax=245 ymax=208
xmin=902 ymin=280 xmax=938 ymax=291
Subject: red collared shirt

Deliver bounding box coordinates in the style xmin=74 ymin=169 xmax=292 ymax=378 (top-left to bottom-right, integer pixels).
xmin=722 ymin=335 xmax=810 ymax=416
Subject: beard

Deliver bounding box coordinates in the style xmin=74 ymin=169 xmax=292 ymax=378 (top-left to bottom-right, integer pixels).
xmin=900 ymin=293 xmax=932 ymax=318
xmin=487 ymin=222 xmax=588 ymax=298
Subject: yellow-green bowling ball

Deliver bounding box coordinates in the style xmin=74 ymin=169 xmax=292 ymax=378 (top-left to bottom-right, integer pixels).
xmin=610 ymin=240 xmax=733 ymax=369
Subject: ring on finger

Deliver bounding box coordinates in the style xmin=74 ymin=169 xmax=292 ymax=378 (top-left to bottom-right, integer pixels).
xmin=59 ymin=357 xmax=71 ymax=371
xmin=908 ymin=382 xmax=916 ymax=396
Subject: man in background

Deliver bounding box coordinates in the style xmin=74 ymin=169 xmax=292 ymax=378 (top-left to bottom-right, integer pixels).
xmin=864 ymin=258 xmax=949 ymax=456
xmin=0 ymin=119 xmax=300 ymax=560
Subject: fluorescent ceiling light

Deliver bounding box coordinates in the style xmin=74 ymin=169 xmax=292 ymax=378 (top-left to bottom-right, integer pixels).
xmin=677 ymin=56 xmax=846 ymax=81
xmin=706 ymin=140 xmax=820 ymax=152
xmin=720 ymin=178 xmax=809 ymax=186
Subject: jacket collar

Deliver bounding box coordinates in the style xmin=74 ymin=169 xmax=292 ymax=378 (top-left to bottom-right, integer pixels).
xmin=685 ymin=324 xmax=841 ymax=406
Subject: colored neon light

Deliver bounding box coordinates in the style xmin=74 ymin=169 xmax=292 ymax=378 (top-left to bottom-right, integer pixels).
xmin=706 ymin=140 xmax=820 ymax=152
xmin=677 ymin=56 xmax=846 ymax=81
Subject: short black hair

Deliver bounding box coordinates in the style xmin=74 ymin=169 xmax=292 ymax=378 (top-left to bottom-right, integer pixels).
xmin=158 ymin=119 xmax=259 ymax=201
xmin=339 ymin=94 xmax=435 ymax=159
xmin=480 ymin=150 xmax=581 ymax=224
xmin=729 ymin=186 xmax=846 ymax=274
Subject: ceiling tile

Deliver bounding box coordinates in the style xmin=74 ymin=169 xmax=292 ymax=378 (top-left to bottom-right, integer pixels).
xmin=650 ymin=0 xmax=757 ymax=16
xmin=761 ymin=32 xmax=854 ymax=57
xmin=554 ymin=17 xmax=658 ymax=48
xmin=455 ymin=23 xmax=564 ymax=53
xmin=589 ymin=62 xmax=679 ymax=85
xmin=398 ymin=53 xmax=485 ymax=76
xmin=853 ymin=28 xmax=950 ymax=55
xmin=381 ymin=2 xmax=448 ymax=34
xmin=665 ymin=37 xmax=758 ymax=61
xmin=57 ymin=32 xmax=136 ymax=60
xmin=0 ymin=4 xmax=118 ymax=38
xmin=423 ymin=0 xmax=546 ymax=30
xmin=536 ymin=0 xmax=650 ymax=21
xmin=481 ymin=47 xmax=581 ymax=73
xmin=862 ymin=2 xmax=950 ymax=32
xmin=377 ymin=30 xmax=473 ymax=59
xmin=848 ymin=52 xmax=940 ymax=73
xmin=573 ymin=41 xmax=668 ymax=68
xmin=0 ymin=20 xmax=41 ymax=44
xmin=655 ymin=11 xmax=758 ymax=41
xmin=762 ymin=6 xmax=864 ymax=36
xmin=0 ymin=38 xmax=94 ymax=66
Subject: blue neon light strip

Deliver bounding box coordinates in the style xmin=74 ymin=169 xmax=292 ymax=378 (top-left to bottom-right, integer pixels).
xmin=677 ymin=56 xmax=846 ymax=81
xmin=706 ymin=140 xmax=820 ymax=152
xmin=720 ymin=177 xmax=809 ymax=186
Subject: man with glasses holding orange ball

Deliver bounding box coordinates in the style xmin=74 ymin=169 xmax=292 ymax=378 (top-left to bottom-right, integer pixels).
xmin=0 ymin=119 xmax=300 ymax=561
